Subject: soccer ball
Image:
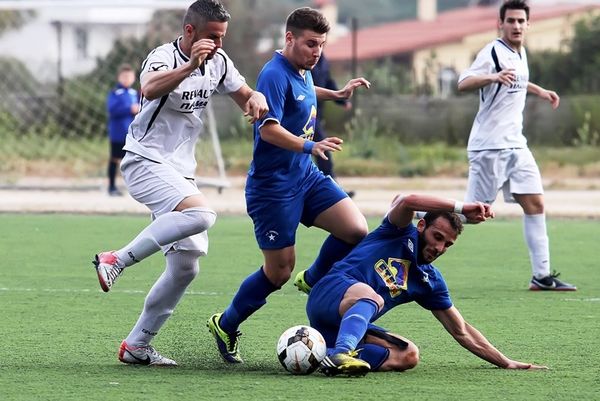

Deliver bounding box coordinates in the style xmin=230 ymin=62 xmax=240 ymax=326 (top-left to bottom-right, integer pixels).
xmin=276 ymin=325 xmax=327 ymax=375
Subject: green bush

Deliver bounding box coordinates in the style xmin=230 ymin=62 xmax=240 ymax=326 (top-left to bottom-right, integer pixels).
xmin=315 ymin=94 xmax=600 ymax=147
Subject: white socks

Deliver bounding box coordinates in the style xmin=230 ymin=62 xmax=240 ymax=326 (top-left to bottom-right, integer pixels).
xmin=523 ymin=213 xmax=550 ymax=279
xmin=115 ymin=207 xmax=216 ymax=267
xmin=125 ymin=250 xmax=200 ymax=347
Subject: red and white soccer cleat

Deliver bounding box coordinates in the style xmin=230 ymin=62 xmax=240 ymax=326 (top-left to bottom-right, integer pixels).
xmin=118 ymin=341 xmax=177 ymax=366
xmin=92 ymin=251 xmax=124 ymax=292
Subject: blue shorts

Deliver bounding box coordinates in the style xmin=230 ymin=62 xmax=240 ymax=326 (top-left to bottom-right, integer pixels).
xmin=246 ymin=171 xmax=347 ymax=250
xmin=306 ymin=273 xmax=357 ymax=346
xmin=307 ymin=273 xmax=385 ymax=347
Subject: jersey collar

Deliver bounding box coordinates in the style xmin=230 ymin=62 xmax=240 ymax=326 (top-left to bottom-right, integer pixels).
xmin=274 ymin=50 xmax=308 ymax=81
xmin=496 ymin=38 xmax=526 ymax=57
xmin=174 ymin=36 xmax=208 ymax=75
xmin=174 ymin=37 xmax=189 ymax=62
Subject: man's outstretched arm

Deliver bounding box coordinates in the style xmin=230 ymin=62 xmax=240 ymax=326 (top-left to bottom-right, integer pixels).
xmin=527 ymin=82 xmax=560 ymax=109
xmin=315 ymin=77 xmax=371 ymax=101
xmin=387 ymin=194 xmax=494 ymax=228
xmin=229 ymin=84 xmax=269 ymax=124
xmin=432 ymin=307 xmax=547 ymax=369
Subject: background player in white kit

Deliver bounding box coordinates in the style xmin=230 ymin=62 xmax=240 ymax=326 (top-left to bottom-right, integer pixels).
xmin=457 ymin=0 xmax=575 ymax=291
xmin=91 ymin=0 xmax=268 ymax=366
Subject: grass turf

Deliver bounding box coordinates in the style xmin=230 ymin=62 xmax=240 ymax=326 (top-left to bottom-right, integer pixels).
xmin=0 ymin=214 xmax=598 ymax=401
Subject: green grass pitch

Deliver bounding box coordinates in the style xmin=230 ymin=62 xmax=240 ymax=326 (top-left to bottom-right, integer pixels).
xmin=0 ymin=214 xmax=598 ymax=401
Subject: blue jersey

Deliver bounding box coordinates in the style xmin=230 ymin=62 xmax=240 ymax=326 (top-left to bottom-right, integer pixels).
xmin=331 ymin=218 xmax=452 ymax=318
xmin=246 ymin=51 xmax=318 ymax=197
xmin=107 ymin=84 xmax=138 ymax=143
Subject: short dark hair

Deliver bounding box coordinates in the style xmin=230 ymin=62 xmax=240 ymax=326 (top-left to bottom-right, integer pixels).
xmin=499 ymin=0 xmax=530 ymax=21
xmin=118 ymin=63 xmax=134 ymax=75
xmin=183 ymin=0 xmax=230 ymax=29
xmin=285 ymin=7 xmax=330 ymax=36
xmin=422 ymin=211 xmax=464 ymax=236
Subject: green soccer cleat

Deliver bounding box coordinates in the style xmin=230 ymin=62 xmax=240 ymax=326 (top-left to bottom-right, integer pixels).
xmin=320 ymin=351 xmax=371 ymax=377
xmin=207 ymin=313 xmax=243 ymax=363
xmin=293 ymin=270 xmax=312 ymax=294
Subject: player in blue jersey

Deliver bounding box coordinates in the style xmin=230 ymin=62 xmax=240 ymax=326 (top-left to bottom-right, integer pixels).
xmin=208 ymin=7 xmax=370 ymax=363
xmin=307 ymin=193 xmax=547 ymax=376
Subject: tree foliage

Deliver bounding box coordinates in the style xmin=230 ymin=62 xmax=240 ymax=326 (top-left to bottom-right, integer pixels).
xmin=529 ymin=14 xmax=600 ymax=95
xmin=0 ymin=10 xmax=35 ymax=35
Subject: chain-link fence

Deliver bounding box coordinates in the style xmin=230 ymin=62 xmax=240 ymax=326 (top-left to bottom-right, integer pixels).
xmin=0 ymin=2 xmax=253 ymax=183
xmin=1 ymin=4 xmax=197 ymax=136
xmin=1 ymin=1 xmax=598 ymax=182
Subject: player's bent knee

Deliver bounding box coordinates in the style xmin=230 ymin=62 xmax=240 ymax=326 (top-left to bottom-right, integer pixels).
xmin=384 ymin=343 xmax=419 ymax=372
xmin=352 ymin=225 xmax=369 ymax=244
xmin=402 ymin=343 xmax=420 ymax=370
xmin=340 ymin=222 xmax=368 ymax=245
xmin=263 ymin=262 xmax=294 ymax=287
xmin=166 ymin=250 xmax=200 ymax=285
xmin=182 ymin=207 xmax=217 ymax=235
xmin=268 ymin=270 xmax=292 ymax=287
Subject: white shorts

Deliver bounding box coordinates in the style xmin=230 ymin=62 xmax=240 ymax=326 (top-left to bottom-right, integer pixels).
xmin=121 ymin=152 xmax=208 ymax=255
xmin=465 ymin=148 xmax=544 ymax=204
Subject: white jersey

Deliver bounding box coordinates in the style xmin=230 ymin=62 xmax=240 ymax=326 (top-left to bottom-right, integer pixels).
xmin=459 ymin=39 xmax=529 ymax=151
xmin=124 ymin=37 xmax=245 ymax=178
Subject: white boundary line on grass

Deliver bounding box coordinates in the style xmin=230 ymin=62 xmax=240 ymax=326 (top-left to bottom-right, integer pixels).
xmin=0 ymin=287 xmax=221 ymax=296
xmin=0 ymin=287 xmax=299 ymax=297
xmin=563 ymin=298 xmax=600 ymax=302
xmin=0 ymin=287 xmax=593 ymax=300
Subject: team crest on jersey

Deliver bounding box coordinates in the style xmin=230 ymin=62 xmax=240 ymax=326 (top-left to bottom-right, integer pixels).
xmin=265 ymin=230 xmax=279 ymax=242
xmin=300 ymin=105 xmax=317 ymax=141
xmin=374 ymin=257 xmax=410 ymax=297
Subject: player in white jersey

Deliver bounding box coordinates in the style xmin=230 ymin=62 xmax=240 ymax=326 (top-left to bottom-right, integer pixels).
xmin=458 ymin=0 xmax=575 ymax=291
xmin=90 ymin=0 xmax=268 ymax=366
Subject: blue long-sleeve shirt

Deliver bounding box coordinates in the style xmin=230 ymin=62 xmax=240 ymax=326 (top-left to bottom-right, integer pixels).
xmin=107 ymin=84 xmax=139 ymax=143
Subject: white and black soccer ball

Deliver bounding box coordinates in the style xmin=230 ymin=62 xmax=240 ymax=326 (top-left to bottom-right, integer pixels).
xmin=276 ymin=325 xmax=327 ymax=375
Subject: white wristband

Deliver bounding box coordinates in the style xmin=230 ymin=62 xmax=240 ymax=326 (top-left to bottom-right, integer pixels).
xmin=453 ymin=201 xmax=464 ymax=214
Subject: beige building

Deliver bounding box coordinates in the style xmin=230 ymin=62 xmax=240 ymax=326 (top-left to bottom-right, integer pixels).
xmin=325 ymin=1 xmax=600 ymax=96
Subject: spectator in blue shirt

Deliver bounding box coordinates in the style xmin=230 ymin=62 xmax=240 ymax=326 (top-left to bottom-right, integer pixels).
xmin=311 ymin=53 xmax=354 ymax=197
xmin=106 ymin=64 xmax=139 ymax=196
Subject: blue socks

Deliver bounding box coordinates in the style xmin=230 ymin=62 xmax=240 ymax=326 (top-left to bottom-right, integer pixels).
xmin=332 ymin=298 xmax=379 ymax=354
xmin=304 ymin=235 xmax=355 ymax=286
xmin=219 ymin=267 xmax=278 ymax=333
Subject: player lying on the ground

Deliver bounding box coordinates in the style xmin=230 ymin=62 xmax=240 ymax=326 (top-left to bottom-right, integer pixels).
xmin=306 ymin=194 xmax=548 ymax=376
